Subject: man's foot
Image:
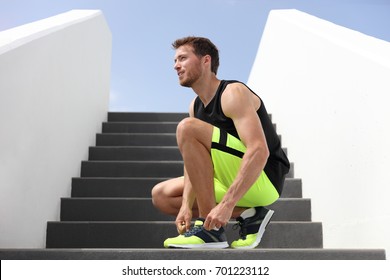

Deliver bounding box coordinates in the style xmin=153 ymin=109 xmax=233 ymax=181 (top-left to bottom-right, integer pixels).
xmin=164 ymin=218 xmax=229 ymax=249
xmin=231 ymin=207 xmax=274 ymax=249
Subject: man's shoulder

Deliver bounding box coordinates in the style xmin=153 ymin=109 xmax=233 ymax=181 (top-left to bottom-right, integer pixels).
xmin=223 ymin=79 xmax=244 ymax=86
xmin=223 ymin=80 xmax=259 ymax=98
xmin=223 ymin=80 xmax=249 ymax=89
xmin=223 ymin=80 xmax=250 ymax=94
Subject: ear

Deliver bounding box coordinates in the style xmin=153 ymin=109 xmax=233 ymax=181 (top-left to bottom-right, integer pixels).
xmin=202 ymin=54 xmax=212 ymax=69
xmin=203 ymin=54 xmax=211 ymax=63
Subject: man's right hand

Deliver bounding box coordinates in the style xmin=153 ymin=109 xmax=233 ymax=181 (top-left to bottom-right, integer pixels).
xmin=175 ymin=206 xmax=192 ymax=234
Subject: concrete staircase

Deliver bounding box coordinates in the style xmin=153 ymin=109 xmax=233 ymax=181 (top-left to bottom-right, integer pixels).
xmin=0 ymin=112 xmax=385 ymax=260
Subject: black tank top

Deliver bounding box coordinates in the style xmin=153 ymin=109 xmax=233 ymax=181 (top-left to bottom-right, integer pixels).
xmin=193 ymin=80 xmax=290 ymax=194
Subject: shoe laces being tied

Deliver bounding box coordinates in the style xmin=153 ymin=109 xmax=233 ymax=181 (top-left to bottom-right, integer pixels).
xmin=183 ymin=221 xmax=203 ymax=237
xmin=233 ymin=217 xmax=249 ymax=240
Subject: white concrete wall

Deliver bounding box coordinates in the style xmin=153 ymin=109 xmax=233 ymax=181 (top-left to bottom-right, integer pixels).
xmin=248 ymin=9 xmax=390 ymax=254
xmin=0 ymin=10 xmax=111 ymax=248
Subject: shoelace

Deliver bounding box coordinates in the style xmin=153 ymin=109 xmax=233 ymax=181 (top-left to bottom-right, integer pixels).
xmin=184 ymin=224 xmax=203 ymax=237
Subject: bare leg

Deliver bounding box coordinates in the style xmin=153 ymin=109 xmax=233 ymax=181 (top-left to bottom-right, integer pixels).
xmin=151 ymin=177 xmax=248 ymax=219
xmin=151 ymin=177 xmax=199 ymax=217
xmin=152 ymin=118 xmax=250 ymax=218
xmin=175 ymin=118 xmax=216 ymax=218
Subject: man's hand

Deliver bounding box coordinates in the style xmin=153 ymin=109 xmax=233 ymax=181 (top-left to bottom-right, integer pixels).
xmin=175 ymin=205 xmax=192 ymax=234
xmin=204 ymin=202 xmax=234 ymax=231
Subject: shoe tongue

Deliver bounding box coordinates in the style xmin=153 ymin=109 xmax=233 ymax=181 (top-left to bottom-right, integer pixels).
xmin=194 ymin=218 xmax=205 ymax=227
xmin=240 ymin=207 xmax=256 ymax=219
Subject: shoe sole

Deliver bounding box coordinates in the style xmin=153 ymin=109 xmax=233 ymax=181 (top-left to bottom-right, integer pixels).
xmin=166 ymin=241 xmax=229 ymax=249
xmin=232 ymin=209 xmax=275 ymax=250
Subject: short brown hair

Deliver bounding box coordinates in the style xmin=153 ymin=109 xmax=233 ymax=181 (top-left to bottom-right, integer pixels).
xmin=172 ymin=36 xmax=220 ymax=75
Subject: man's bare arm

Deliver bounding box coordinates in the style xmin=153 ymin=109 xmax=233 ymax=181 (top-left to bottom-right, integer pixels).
xmin=204 ymin=83 xmax=269 ymax=229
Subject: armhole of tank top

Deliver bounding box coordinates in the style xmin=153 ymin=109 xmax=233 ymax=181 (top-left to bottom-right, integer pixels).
xmin=240 ymin=82 xmax=262 ymax=112
xmin=193 ymin=97 xmax=200 ymax=117
xmin=223 ymin=81 xmax=263 ymax=113
xmin=219 ymin=81 xmax=231 ymax=119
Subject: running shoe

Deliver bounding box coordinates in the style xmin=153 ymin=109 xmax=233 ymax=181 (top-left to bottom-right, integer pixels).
xmin=164 ymin=218 xmax=229 ymax=249
xmin=231 ymin=207 xmax=274 ymax=249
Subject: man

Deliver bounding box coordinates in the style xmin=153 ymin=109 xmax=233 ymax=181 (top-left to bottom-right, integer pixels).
xmin=151 ymin=36 xmax=290 ymax=249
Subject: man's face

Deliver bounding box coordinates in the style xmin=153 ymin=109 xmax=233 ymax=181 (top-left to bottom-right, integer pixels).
xmin=174 ymin=45 xmax=203 ymax=87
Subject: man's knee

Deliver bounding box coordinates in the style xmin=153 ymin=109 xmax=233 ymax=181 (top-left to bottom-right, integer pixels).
xmin=151 ymin=182 xmax=164 ymax=208
xmin=176 ymin=117 xmax=212 ymax=147
xmin=176 ymin=117 xmax=197 ymax=141
xmin=151 ymin=179 xmax=182 ymax=216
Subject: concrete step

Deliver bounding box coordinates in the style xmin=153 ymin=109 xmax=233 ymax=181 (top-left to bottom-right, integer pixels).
xmin=102 ymin=121 xmax=278 ymax=134
xmin=107 ymin=112 xmax=188 ymax=122
xmin=0 ymin=248 xmax=385 ymax=260
xmin=80 ymin=161 xmax=294 ymax=178
xmin=61 ymin=197 xmax=172 ymax=221
xmin=80 ymin=160 xmax=183 ymax=178
xmin=102 ymin=122 xmax=179 ymax=133
xmin=96 ymin=133 xmax=178 ymax=146
xmin=89 ymin=146 xmax=182 ymax=161
xmin=60 ymin=198 xmax=311 ymax=222
xmin=281 ymin=178 xmax=302 ymax=198
xmin=71 ymin=177 xmax=165 ymax=198
xmin=106 ymin=112 xmax=273 ymax=123
xmin=70 ymin=178 xmax=302 ymax=198
xmin=45 ymin=221 xmax=323 ymax=249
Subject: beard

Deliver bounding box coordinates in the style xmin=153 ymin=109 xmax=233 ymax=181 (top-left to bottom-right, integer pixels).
xmin=179 ymin=71 xmax=200 ymax=88
xmin=179 ymin=76 xmax=197 ymax=88
xmin=178 ymin=64 xmax=202 ymax=88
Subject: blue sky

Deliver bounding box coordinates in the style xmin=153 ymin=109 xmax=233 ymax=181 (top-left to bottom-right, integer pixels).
xmin=1 ymin=0 xmax=389 ymax=112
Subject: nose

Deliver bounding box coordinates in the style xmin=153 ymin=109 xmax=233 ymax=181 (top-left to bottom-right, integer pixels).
xmin=174 ymin=60 xmax=180 ymax=71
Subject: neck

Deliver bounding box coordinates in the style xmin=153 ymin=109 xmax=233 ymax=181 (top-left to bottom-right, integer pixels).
xmin=192 ymin=75 xmax=221 ymax=106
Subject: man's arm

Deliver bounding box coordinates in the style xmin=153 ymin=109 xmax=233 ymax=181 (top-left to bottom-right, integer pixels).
xmin=220 ymin=83 xmax=269 ymax=205
xmin=204 ymin=83 xmax=269 ymax=229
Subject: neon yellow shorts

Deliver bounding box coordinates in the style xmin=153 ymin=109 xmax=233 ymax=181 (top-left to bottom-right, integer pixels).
xmin=211 ymin=126 xmax=279 ymax=207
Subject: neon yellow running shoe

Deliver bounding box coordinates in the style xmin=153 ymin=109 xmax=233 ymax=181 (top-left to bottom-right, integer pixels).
xmin=164 ymin=218 xmax=229 ymax=249
xmin=231 ymin=207 xmax=274 ymax=249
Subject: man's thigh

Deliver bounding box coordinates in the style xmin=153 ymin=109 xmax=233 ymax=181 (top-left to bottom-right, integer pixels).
xmin=210 ymin=127 xmax=279 ymax=207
